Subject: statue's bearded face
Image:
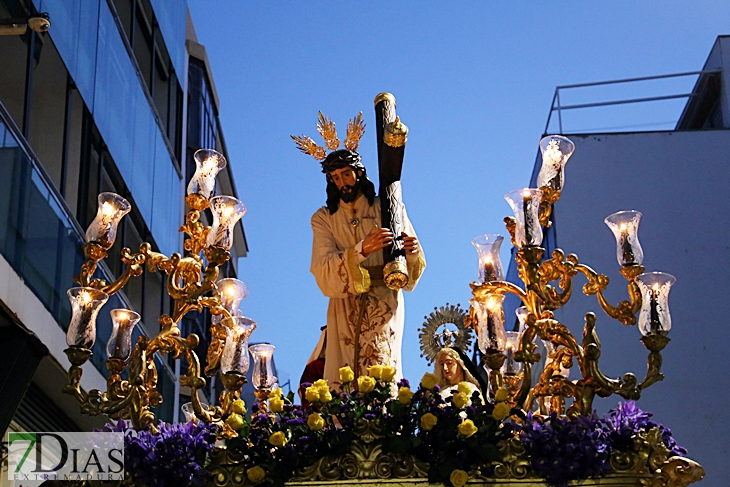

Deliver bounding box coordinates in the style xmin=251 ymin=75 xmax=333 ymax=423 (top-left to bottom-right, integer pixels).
xmin=328 ymin=167 xmax=360 ymax=203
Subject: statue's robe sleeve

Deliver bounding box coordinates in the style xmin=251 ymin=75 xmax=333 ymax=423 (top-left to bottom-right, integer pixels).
xmin=310 ymin=207 xmax=371 ymax=297
xmin=402 ymin=205 xmax=426 ymax=292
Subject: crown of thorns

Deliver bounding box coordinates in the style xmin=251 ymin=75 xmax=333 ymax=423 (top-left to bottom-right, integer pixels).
xmin=291 ymin=112 xmax=366 ymax=173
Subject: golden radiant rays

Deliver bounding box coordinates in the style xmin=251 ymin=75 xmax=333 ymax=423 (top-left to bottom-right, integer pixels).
xmin=291 ymin=111 xmax=366 ymax=160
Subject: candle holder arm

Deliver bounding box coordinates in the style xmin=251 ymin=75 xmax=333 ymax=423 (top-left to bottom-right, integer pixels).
xmin=470 ymin=281 xmax=528 ymax=304
xmin=537 ymin=186 xmax=561 ymax=228
xmin=574 ymin=263 xmax=644 ymax=326
xmin=537 ymin=249 xmax=578 ymax=310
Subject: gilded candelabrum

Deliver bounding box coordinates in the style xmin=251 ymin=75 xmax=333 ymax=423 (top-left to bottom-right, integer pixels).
xmin=468 ymin=135 xmax=676 ymax=417
xmin=62 ymin=149 xmax=256 ymax=430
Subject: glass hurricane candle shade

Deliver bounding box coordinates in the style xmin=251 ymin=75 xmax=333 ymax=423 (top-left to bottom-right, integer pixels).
xmin=472 ymin=234 xmax=505 ymax=283
xmin=515 ymin=306 xmax=530 ymax=333
xmin=505 ymin=189 xmax=544 ymax=248
xmin=471 ymin=295 xmax=507 ymax=354
xmin=605 ymin=210 xmax=644 ymax=266
xmin=213 ymin=278 xmax=249 ymax=324
xmin=536 ymin=135 xmax=575 ymax=191
xmin=636 ymin=272 xmax=676 ymax=336
xmin=249 ymin=343 xmax=277 ymax=390
xmin=542 ymin=340 xmax=571 ymax=378
xmin=85 ymin=193 xmax=131 ymax=249
xmin=106 ymin=309 xmax=141 ymax=360
xmin=501 ymin=331 xmax=523 ymax=376
xmin=187 ymin=149 xmax=227 ymax=200
xmin=181 ymin=402 xmax=209 ymax=422
xmin=66 ymin=287 xmax=109 ymax=349
xmin=207 ymin=196 xmax=246 ymax=250
xmin=221 ymin=316 xmax=257 ymax=374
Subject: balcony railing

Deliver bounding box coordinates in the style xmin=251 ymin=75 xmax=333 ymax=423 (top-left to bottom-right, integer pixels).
xmin=544 ymin=70 xmax=722 ymax=134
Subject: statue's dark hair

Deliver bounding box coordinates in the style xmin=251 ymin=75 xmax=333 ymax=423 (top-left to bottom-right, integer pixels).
xmin=326 ymin=171 xmax=376 ymax=214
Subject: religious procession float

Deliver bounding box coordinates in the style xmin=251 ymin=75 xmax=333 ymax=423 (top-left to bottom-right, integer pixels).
xmin=53 ymin=93 xmax=704 ymax=487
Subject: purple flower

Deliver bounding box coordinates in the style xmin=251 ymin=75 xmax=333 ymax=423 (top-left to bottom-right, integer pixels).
xmin=112 ymin=420 xmax=218 ymax=487
xmin=517 ymin=413 xmax=611 ymax=487
xmin=397 ymin=378 xmax=411 ymax=388
xmin=602 ymin=401 xmax=687 ymax=456
xmin=285 ymin=417 xmax=305 ymax=426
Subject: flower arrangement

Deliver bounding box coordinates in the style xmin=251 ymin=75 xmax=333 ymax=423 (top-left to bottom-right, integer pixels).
xmin=100 ymin=419 xmax=218 ymax=487
xmin=105 ymin=369 xmax=689 ymax=487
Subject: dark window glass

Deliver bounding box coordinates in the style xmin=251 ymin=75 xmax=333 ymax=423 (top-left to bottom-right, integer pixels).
xmin=28 ymin=34 xmax=68 ymax=190
xmin=0 ymin=7 xmax=28 ymax=129
xmin=77 ymin=116 xmax=101 ymax=230
xmin=123 ymin=218 xmax=144 ymax=313
xmin=112 ymin=0 xmax=134 ymax=41
xmin=143 ymin=268 xmax=163 ymax=336
xmin=63 ymin=87 xmax=85 ymax=211
xmin=0 ymin=114 xmax=85 ymax=332
xmin=132 ymin=0 xmax=153 ymax=90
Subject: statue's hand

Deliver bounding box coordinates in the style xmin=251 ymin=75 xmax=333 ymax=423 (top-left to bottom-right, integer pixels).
xmin=361 ymin=226 xmax=393 ymax=257
xmin=402 ymin=232 xmax=420 ymax=254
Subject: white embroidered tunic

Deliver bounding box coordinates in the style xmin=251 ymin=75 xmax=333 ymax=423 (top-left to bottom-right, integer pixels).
xmin=310 ymin=193 xmax=425 ymax=386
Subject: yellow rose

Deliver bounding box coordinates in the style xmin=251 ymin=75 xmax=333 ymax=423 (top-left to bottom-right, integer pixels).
xmin=398 ymin=386 xmax=414 ymax=405
xmin=313 ymin=379 xmax=329 ymax=390
xmin=305 ymin=386 xmax=320 ymax=403
xmin=419 ymin=412 xmax=438 ymax=431
xmin=358 ymin=375 xmax=376 ymax=393
xmin=269 ymin=431 xmax=288 ymax=447
xmin=339 ymin=366 xmax=355 ymax=383
xmin=450 ymin=468 xmax=469 ymax=487
xmin=246 ymin=466 xmax=266 ymax=484
xmin=320 ymin=390 xmax=333 ymax=403
xmin=270 ymin=387 xmax=283 ymax=398
xmin=452 ymin=392 xmax=469 ymax=409
xmin=457 ymin=381 xmax=473 ymax=396
xmin=225 ymin=412 xmax=244 ymax=431
xmin=380 ymin=365 xmax=396 ymax=382
xmin=307 ymin=412 xmax=325 ymax=431
xmin=421 ymin=372 xmax=438 ymax=390
xmin=231 ymin=399 xmax=246 ymax=415
xmin=492 ymin=401 xmax=511 ymax=421
xmin=368 ymin=365 xmax=383 ymax=379
xmin=269 ymin=396 xmax=284 ymax=413
xmin=457 ymin=419 xmax=478 ymax=438
xmin=494 ymin=388 xmax=509 ymax=402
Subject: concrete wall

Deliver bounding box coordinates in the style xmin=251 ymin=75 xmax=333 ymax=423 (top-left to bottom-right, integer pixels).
xmin=551 ymin=130 xmax=730 ymax=486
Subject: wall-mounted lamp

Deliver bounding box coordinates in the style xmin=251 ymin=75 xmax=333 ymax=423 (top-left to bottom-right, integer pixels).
xmin=0 ymin=13 xmax=50 ymax=36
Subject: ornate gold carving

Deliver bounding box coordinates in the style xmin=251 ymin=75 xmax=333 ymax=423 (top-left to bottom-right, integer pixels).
xmin=384 ymin=260 xmax=408 ymax=290
xmin=489 ymin=437 xmax=531 ymax=479
xmin=63 ymin=199 xmax=239 ymax=429
xmin=291 ymin=419 xmax=427 ymax=482
xmin=537 ymin=186 xmax=561 ymax=228
xmin=384 ymin=116 xmax=408 ymax=148
xmin=469 ymin=207 xmax=667 ymax=416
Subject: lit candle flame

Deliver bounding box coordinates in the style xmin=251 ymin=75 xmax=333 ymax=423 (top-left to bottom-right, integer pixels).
xmin=101 ymin=201 xmax=115 ymax=217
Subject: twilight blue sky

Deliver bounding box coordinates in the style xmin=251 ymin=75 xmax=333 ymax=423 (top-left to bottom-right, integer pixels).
xmin=186 ymin=1 xmax=730 ymax=392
